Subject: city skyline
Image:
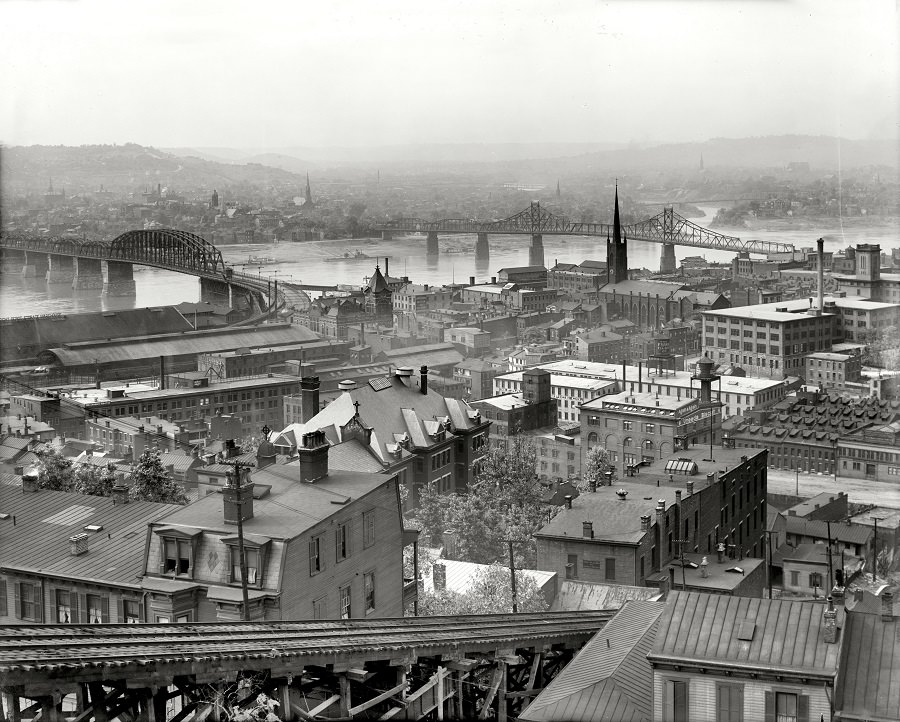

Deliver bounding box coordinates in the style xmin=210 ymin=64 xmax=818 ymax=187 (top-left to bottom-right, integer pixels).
xmin=1 ymin=0 xmax=898 ymax=149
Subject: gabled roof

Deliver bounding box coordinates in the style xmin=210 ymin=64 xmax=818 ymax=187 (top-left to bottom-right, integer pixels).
xmin=785 ymin=516 xmax=873 ymax=546
xmin=521 ymin=600 xmax=664 ymax=722
xmin=649 ymin=591 xmax=842 ymax=677
xmin=551 ymin=580 xmax=661 ymax=612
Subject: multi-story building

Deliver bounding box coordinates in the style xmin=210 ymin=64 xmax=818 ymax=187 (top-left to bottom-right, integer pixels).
xmin=392 ymin=284 xmax=454 ymax=313
xmin=834 ymin=243 xmax=900 ymax=303
xmin=580 ymin=390 xmax=720 ymax=472
xmin=534 ymin=446 xmax=769 ymax=589
xmin=197 ymin=340 xmax=348 ymax=379
xmin=139 ymin=433 xmax=412 ymax=622
xmin=750 ymin=295 xmax=900 ymax=344
xmin=547 ymin=260 xmax=607 ymax=295
xmin=453 ymin=358 xmax=502 ymax=399
xmin=0 ymin=482 xmax=182 ymax=625
xmin=804 ymin=351 xmax=862 ymax=392
xmin=85 ymin=414 xmax=191 ymax=459
xmin=494 ymin=359 xmax=789 ymax=422
xmin=469 ymin=368 xmax=557 ymax=440
xmin=839 ymin=418 xmax=900 ymax=483
xmin=270 ymin=367 xmax=490 ymax=508
xmin=497 ymin=266 xmax=548 ymax=288
xmin=702 ymin=303 xmax=837 ymax=378
xmin=571 ymin=328 xmax=629 ymax=364
xmin=444 ymin=327 xmax=492 ymax=357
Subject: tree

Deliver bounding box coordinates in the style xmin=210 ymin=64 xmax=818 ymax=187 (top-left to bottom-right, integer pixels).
xmin=73 ymin=463 xmax=118 ymax=497
xmin=34 ymin=447 xmax=75 ymax=491
xmin=579 ymin=446 xmax=617 ymax=493
xmin=411 ymin=437 xmax=547 ymax=568
xmin=863 ymin=325 xmax=900 ymax=371
xmin=129 ymin=449 xmax=189 ymax=504
xmin=417 ymin=565 xmax=549 ymax=616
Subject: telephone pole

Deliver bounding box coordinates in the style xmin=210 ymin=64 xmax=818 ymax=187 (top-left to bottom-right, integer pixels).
xmin=674 ymin=539 xmax=690 ymax=591
xmin=507 ymin=540 xmax=518 ymax=614
xmin=227 ymin=460 xmax=253 ymax=621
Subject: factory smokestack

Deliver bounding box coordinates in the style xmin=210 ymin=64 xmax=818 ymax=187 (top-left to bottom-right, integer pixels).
xmin=817 ymin=237 xmax=825 ymax=313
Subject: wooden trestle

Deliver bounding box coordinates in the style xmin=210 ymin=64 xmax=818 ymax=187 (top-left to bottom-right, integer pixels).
xmin=0 ymin=611 xmax=613 ymax=721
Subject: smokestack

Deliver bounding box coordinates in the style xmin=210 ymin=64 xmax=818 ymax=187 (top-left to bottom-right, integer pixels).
xmin=299 ymin=364 xmax=320 ymax=423
xmin=817 ymin=237 xmax=825 ymax=313
xmin=469 ymin=276 xmax=475 ymax=286
xmin=638 ymin=361 xmax=642 ymax=394
xmin=384 ymin=257 xmax=389 ymax=277
xmin=159 ymin=355 xmax=166 ymax=390
xmin=420 ymin=365 xmax=428 ymax=395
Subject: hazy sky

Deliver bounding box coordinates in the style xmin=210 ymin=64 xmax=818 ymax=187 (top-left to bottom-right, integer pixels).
xmin=1 ymin=0 xmax=897 ymax=149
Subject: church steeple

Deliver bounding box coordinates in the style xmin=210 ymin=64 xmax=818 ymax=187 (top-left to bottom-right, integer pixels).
xmin=304 ymin=173 xmax=314 ymax=207
xmin=606 ymin=183 xmax=629 ymax=284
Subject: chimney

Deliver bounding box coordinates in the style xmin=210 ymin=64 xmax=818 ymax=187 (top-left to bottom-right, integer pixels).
xmin=817 ymin=237 xmax=825 ymax=313
xmin=640 ymin=514 xmax=651 ymax=532
xmin=223 ymin=467 xmax=254 ymax=525
xmin=675 ymin=490 xmax=682 ymax=503
xmin=823 ymin=596 xmax=838 ymax=643
xmin=22 ymin=469 xmax=39 ymax=493
xmin=69 ymin=533 xmax=89 ymax=556
xmin=564 ymin=495 xmax=573 ymax=509
xmin=638 ymin=361 xmax=642 ymax=393
xmin=686 ymin=480 xmax=694 ymax=495
xmin=338 ymin=379 xmax=357 ymax=391
xmin=588 ymin=477 xmax=597 ymax=493
xmin=298 ymin=429 xmax=329 ymax=482
xmin=299 ymin=364 xmax=320 ymax=423
xmin=159 ymin=355 xmax=166 ymax=390
xmin=433 ymin=561 xmax=447 ymax=592
xmin=420 ymin=365 xmax=429 ymax=395
xmin=656 ymin=499 xmax=666 ymax=526
xmin=111 ymin=484 xmax=129 ymax=505
xmin=13 ymin=465 xmax=23 ymax=476
xmin=384 ymin=257 xmax=389 ymax=277
xmin=658 ymin=574 xmax=670 ymax=599
xmin=491 ymin=276 xmax=496 ymax=284
xmin=883 ymin=591 xmax=895 ymax=622
xmin=469 ymin=275 xmax=475 ymax=286
xmin=582 ymin=521 xmax=594 ymax=539
xmin=224 ymin=438 xmax=239 ymax=459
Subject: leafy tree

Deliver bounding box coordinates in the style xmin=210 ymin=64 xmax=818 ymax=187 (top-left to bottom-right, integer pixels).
xmin=862 ymin=325 xmax=900 ymax=371
xmin=73 ymin=463 xmax=118 ymax=497
xmin=417 ymin=565 xmax=549 ymax=616
xmin=412 ymin=437 xmax=546 ymax=567
xmin=34 ymin=447 xmax=75 ymax=491
xmin=579 ymin=446 xmax=617 ymax=493
xmin=129 ymin=449 xmax=189 ymax=504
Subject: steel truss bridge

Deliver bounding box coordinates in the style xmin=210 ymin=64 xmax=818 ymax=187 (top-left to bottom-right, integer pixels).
xmin=0 ymin=610 xmax=613 ymax=721
xmin=0 ymin=229 xmax=227 ymax=277
xmin=375 ymin=203 xmax=794 ymax=255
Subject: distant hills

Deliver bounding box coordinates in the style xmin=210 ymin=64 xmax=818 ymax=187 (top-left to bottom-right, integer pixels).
xmin=2 ymin=136 xmax=896 ymax=196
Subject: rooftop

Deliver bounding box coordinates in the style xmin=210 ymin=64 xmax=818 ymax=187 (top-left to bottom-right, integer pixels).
xmin=837 ymin=605 xmax=900 ymax=721
xmin=649 ymin=591 xmax=843 ymax=677
xmin=550 ymin=580 xmax=661 ymax=612
xmin=582 ymin=390 xmax=696 ymax=414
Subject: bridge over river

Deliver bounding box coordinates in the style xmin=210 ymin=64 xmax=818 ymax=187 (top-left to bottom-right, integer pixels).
xmin=374 ymin=202 xmax=794 ymax=271
xmin=0 ymin=610 xmax=613 ymax=721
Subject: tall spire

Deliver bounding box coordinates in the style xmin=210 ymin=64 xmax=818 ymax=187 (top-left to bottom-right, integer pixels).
xmin=613 ymin=181 xmax=622 ymax=245
xmin=305 ymin=173 xmax=313 ymax=206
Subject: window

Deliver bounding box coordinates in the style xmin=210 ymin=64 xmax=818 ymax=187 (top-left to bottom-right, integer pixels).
xmin=663 ymin=679 xmax=688 ymax=722
xmin=123 ymin=599 xmax=141 ymax=623
xmin=808 ymin=572 xmax=823 ymax=589
xmin=232 ymin=547 xmax=260 ymax=585
xmin=623 ymin=436 xmax=633 ymax=447
xmin=766 ymin=691 xmax=808 ymax=722
xmin=623 ymin=420 xmax=633 ymax=430
xmin=717 ymin=684 xmax=743 ymax=722
xmin=56 ymin=590 xmax=73 ymax=623
xmin=646 ymin=423 xmax=655 ymax=434
xmin=309 ymin=536 xmax=323 ymax=575
xmin=160 ymin=536 xmax=194 ymax=577
xmin=340 ymin=585 xmax=351 ymax=619
xmin=16 ymin=582 xmax=41 ymax=622
xmin=566 ymin=554 xmax=578 ymax=579
xmin=364 ymin=571 xmax=375 ymax=613
xmin=86 ymin=594 xmax=107 ymax=623
xmin=605 ymin=558 xmax=616 ymax=581
xmin=363 ymin=510 xmax=376 ymax=547
xmin=312 ymin=597 xmax=326 ymax=620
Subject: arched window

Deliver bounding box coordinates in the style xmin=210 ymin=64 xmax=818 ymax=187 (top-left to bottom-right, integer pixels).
xmin=644 ymin=439 xmax=654 ymax=450
xmin=623 ymin=436 xmax=633 ymax=447
xmin=587 ymin=432 xmax=599 ymax=447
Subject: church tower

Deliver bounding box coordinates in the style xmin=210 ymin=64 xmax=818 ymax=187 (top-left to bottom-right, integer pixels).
xmin=210 ymin=189 xmax=219 ymax=209
xmin=606 ymin=184 xmax=628 ymax=284
xmin=304 ymin=173 xmax=314 ymax=208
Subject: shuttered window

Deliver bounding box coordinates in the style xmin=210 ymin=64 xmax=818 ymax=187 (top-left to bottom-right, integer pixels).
xmin=716 ymin=683 xmax=743 ymax=722
xmin=764 ymin=691 xmax=809 ymax=722
xmin=14 ymin=582 xmax=42 ymax=622
xmin=0 ymin=579 xmax=6 ymax=617
xmin=663 ymin=679 xmax=688 ymax=722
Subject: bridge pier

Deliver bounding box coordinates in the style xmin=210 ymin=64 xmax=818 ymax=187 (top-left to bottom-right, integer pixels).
xmin=381 ymin=231 xmax=393 ymax=241
xmin=529 ymin=234 xmax=544 ymax=267
xmin=72 ymin=257 xmax=104 ymax=290
xmin=102 ymin=260 xmax=136 ymax=297
xmin=659 ymin=242 xmax=677 ymax=274
xmin=426 ymin=231 xmax=439 ymax=256
xmin=46 ymin=253 xmax=75 ymax=284
xmin=475 ymin=232 xmax=490 ymax=259
xmin=0 ymin=248 xmax=25 ymax=272
xmin=22 ymin=250 xmax=49 ymax=278
xmin=200 ymin=277 xmax=232 ymax=306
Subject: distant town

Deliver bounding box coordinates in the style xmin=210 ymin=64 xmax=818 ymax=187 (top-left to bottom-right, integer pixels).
xmin=1 ymin=143 xmax=898 ymax=722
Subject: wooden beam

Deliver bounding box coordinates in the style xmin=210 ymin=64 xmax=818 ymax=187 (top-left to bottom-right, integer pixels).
xmin=503 ymin=688 xmax=543 ymax=699
xmin=338 ymin=677 xmax=351 ymax=718
xmin=436 ymin=668 xmax=444 ymax=722
xmin=377 ymin=707 xmax=403 ymax=720
xmin=287 ymin=702 xmax=314 ymax=721
xmin=478 ymin=667 xmax=503 ymax=720
xmin=526 ymin=652 xmax=542 ymax=691
xmin=2 ymin=693 xmax=22 ymax=722
xmin=346 ymin=683 xmax=406 ymax=717
xmin=304 ymin=695 xmax=339 ymax=718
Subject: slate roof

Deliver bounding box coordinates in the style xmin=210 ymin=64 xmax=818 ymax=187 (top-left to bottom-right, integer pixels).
xmin=649 ymin=591 xmax=843 ymax=677
xmin=0 ymin=486 xmax=181 ymax=587
xmin=836 ymin=606 xmax=900 ymax=721
xmin=521 ymin=600 xmax=664 ymax=722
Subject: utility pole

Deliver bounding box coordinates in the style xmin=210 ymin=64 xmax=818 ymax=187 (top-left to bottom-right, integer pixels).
xmin=825 ymin=520 xmax=834 ymax=592
xmin=871 ymin=516 xmax=884 ymax=583
xmin=227 ymin=460 xmax=253 ymax=621
xmin=674 ymin=539 xmax=690 ymax=591
xmin=508 ymin=540 xmax=518 ymax=614
xmin=763 ymin=529 xmax=779 ymax=600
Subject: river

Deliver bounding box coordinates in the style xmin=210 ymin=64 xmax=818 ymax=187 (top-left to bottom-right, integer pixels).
xmin=1 ymin=205 xmax=897 ymax=318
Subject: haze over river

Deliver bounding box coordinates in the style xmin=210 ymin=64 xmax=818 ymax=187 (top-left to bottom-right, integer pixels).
xmin=1 ymin=207 xmax=897 ymax=318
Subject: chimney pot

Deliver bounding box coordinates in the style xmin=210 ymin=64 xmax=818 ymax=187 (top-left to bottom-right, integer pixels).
xmin=823 ymin=595 xmax=838 ymax=643
xmin=564 ymin=494 xmax=572 ymax=509
xmin=675 ymin=490 xmax=682 ymax=503
xmin=69 ymin=532 xmax=89 ymax=556
xmin=686 ymin=480 xmax=694 ymax=495
xmin=640 ymin=514 xmax=651 ymax=532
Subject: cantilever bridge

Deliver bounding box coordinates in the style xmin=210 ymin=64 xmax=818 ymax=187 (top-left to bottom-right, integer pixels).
xmin=374 ymin=202 xmax=794 ymax=269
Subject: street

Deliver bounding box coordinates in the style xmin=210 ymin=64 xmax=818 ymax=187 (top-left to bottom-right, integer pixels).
xmin=767 ymin=468 xmax=900 ymax=509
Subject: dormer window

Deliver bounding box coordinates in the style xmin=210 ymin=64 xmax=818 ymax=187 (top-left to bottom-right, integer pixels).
xmin=222 ymin=534 xmax=271 ymax=588
xmin=155 ymin=527 xmax=201 ymax=579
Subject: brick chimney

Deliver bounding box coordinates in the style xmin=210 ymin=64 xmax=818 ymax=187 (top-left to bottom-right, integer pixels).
xmin=823 ymin=596 xmax=838 ymax=643
xmin=298 ymin=429 xmax=329 ymax=482
xmin=656 ymin=499 xmax=666 ymax=525
xmin=883 ymin=591 xmax=895 ymax=622
xmin=640 ymin=514 xmax=651 ymax=532
xmin=299 ymin=363 xmax=320 ymax=423
xmin=111 ymin=484 xmax=129 ymax=505
xmin=420 ymin=365 xmax=428 ymax=395
xmin=223 ymin=467 xmax=254 ymax=525
xmin=22 ymin=469 xmax=40 ymax=493
xmin=69 ymin=533 xmax=89 ymax=556
xmin=686 ymin=480 xmax=694 ymax=495
xmin=583 ymin=521 xmax=594 ymax=539
xmin=564 ymin=495 xmax=572 ymax=509
xmin=224 ymin=439 xmax=240 ymax=459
